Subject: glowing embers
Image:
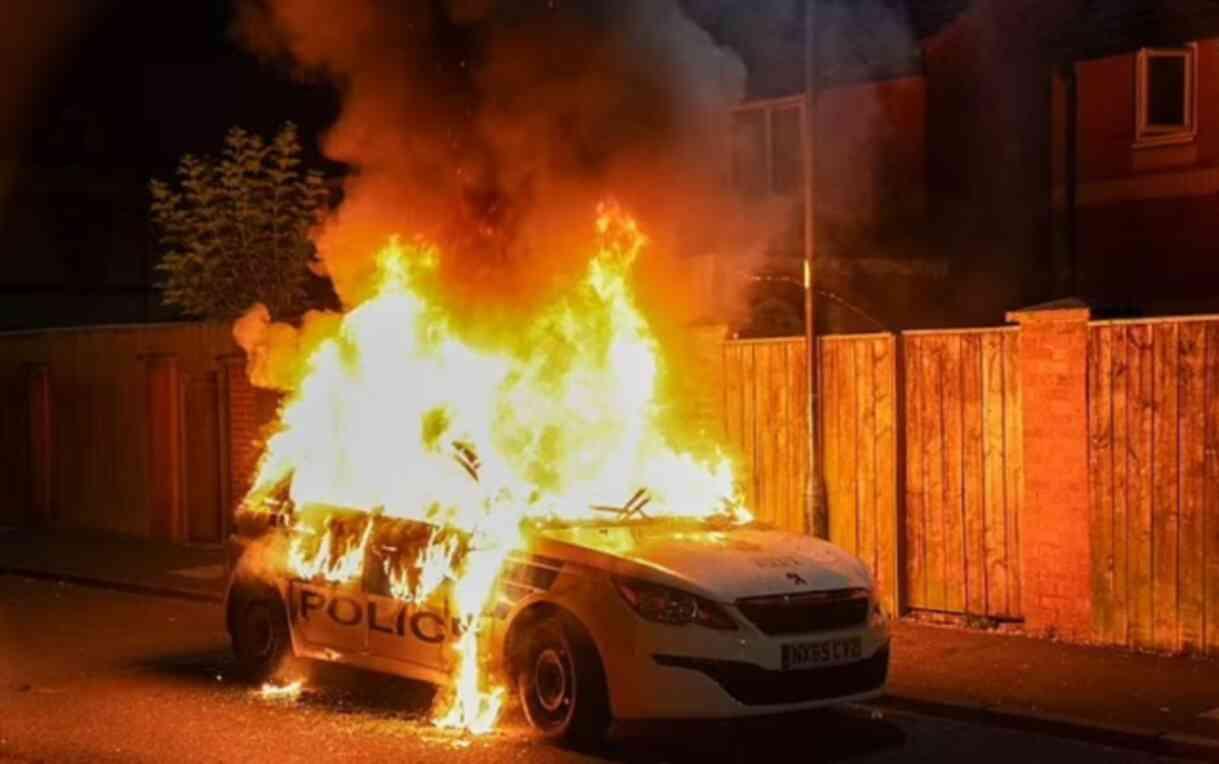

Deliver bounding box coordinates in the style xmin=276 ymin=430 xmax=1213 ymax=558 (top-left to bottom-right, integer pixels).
xmin=257 ymin=680 xmax=304 ymax=702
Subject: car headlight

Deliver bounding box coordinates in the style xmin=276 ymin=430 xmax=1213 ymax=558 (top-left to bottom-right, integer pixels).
xmin=612 ymin=577 xmax=738 ymax=630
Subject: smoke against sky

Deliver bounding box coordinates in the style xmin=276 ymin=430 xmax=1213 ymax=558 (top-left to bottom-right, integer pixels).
xmin=0 ymin=1 xmax=103 ymax=153
xmin=0 ymin=1 xmax=104 ymax=211
xmin=235 ymin=0 xmax=753 ymax=320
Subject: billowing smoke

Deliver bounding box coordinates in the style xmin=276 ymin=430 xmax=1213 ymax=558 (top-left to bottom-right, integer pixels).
xmin=234 ymin=0 xmax=752 ymax=324
xmin=0 ymin=1 xmax=103 ymax=211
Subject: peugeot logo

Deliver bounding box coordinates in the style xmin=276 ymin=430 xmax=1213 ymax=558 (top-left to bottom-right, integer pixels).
xmin=785 ymin=572 xmax=807 ymax=586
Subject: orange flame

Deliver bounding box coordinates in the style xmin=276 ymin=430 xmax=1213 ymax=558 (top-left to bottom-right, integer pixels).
xmin=287 ymin=515 xmax=374 ymax=584
xmin=243 ymin=206 xmax=747 ymax=733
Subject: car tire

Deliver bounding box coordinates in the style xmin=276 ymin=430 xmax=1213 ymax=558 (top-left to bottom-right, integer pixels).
xmin=517 ymin=612 xmax=611 ymax=746
xmin=230 ymin=587 xmax=292 ymax=683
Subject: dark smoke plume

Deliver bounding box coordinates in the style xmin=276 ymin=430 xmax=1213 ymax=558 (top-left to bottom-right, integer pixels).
xmin=235 ymin=0 xmax=751 ymax=320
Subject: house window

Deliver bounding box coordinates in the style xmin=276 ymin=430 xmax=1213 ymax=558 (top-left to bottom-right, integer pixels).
xmin=1135 ymin=45 xmax=1197 ymax=147
xmin=730 ymin=97 xmax=807 ymax=256
xmin=731 ymin=97 xmax=806 ymax=200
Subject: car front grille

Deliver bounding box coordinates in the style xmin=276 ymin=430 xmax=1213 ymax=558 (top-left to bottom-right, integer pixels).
xmin=654 ymin=646 xmax=889 ymax=706
xmin=736 ymin=589 xmax=870 ymax=636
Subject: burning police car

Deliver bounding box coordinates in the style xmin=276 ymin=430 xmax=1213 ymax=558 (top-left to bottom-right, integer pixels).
xmin=225 ymin=495 xmax=890 ymax=743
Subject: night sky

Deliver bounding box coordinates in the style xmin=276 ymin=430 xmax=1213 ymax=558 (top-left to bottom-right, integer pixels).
xmin=13 ymin=0 xmax=1192 ymax=332
xmin=0 ymin=1 xmax=341 ymax=328
xmin=27 ymin=0 xmax=338 ymax=175
xmin=19 ymin=0 xmax=952 ymax=186
xmin=0 ymin=0 xmax=986 ymax=332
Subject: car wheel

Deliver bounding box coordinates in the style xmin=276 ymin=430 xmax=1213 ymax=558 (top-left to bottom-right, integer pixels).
xmin=517 ymin=613 xmax=611 ymax=745
xmin=231 ymin=588 xmax=291 ymax=683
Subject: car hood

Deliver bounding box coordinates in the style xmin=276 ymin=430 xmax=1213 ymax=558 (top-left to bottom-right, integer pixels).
xmin=534 ymin=522 xmax=872 ymax=601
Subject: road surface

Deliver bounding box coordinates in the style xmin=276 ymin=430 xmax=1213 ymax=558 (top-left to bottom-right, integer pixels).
xmin=0 ymin=577 xmax=1187 ymax=763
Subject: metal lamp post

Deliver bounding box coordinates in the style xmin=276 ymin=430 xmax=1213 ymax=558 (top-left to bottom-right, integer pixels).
xmin=804 ymin=0 xmax=824 ymax=538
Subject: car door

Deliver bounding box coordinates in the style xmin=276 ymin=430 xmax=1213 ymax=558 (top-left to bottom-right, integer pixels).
xmin=288 ymin=512 xmax=369 ymax=655
xmin=362 ymin=519 xmax=450 ymax=673
xmin=289 ymin=577 xmax=368 ymax=655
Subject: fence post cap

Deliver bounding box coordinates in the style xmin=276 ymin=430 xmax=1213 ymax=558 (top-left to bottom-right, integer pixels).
xmin=1006 ymin=298 xmax=1091 ymax=325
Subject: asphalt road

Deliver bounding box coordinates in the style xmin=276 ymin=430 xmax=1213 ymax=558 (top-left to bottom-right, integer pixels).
xmin=0 ymin=577 xmax=1190 ymax=763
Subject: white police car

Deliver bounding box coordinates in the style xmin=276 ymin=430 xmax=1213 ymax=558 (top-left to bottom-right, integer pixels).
xmin=225 ymin=502 xmax=890 ymax=743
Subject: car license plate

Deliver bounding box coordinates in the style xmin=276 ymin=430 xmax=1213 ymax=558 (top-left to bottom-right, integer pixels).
xmin=781 ymin=636 xmax=862 ymax=670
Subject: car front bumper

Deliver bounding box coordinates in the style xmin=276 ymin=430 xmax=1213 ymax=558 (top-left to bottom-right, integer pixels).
xmin=609 ymin=642 xmax=889 ymax=719
xmin=650 ymin=645 xmax=889 ymax=708
xmin=588 ymin=587 xmax=891 ymax=720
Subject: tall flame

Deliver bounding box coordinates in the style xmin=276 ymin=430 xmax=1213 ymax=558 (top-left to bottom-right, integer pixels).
xmin=243 ymin=206 xmax=746 ymax=733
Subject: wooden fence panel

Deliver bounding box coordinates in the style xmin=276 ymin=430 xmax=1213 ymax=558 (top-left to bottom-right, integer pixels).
xmin=1088 ymin=318 xmax=1219 ymax=655
xmin=903 ymin=329 xmax=1022 ymax=620
xmin=185 ymin=372 xmax=224 ymax=543
xmin=961 ymin=336 xmax=986 ymax=615
xmin=1130 ymin=324 xmax=1155 ymax=650
xmin=1179 ymin=322 xmax=1206 ymax=652
xmin=0 ymin=367 xmax=30 ymax=527
xmin=1207 ymin=324 xmax=1219 ymax=656
xmin=0 ymin=323 xmax=238 ymax=539
xmin=1111 ymin=328 xmax=1131 ymax=645
xmin=722 ymin=339 xmax=808 ymax=535
xmin=873 ymin=338 xmax=899 ymax=614
xmin=921 ymin=337 xmax=946 ymax=611
xmin=1152 ymin=324 xmax=1179 ymax=650
xmin=1003 ymin=330 xmax=1024 ymax=614
xmin=981 ymin=332 xmax=1009 ymax=617
xmin=1089 ymin=325 xmax=1116 ymax=643
xmin=819 ymin=334 xmax=898 ymax=615
xmin=942 ymin=338 xmax=966 ymax=613
xmin=905 ymin=337 xmax=926 ymax=608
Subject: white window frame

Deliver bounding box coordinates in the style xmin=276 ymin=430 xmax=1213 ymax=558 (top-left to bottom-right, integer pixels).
xmin=1134 ymin=44 xmax=1198 ymax=148
xmin=730 ymin=95 xmax=807 ymax=197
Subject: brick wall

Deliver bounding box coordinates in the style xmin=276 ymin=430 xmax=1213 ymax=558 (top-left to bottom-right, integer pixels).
xmin=145 ymin=354 xmax=184 ymax=541
xmin=1007 ymin=305 xmax=1094 ymax=640
xmin=26 ymin=363 xmax=51 ymax=527
xmin=222 ymin=355 xmax=260 ymax=511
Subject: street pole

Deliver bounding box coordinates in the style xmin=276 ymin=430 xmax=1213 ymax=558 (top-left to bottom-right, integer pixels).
xmin=804 ymin=0 xmax=825 ymax=538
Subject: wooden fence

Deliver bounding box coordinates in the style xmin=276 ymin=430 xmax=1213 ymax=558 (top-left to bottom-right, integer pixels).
xmin=0 ymin=324 xmax=239 ymax=540
xmin=722 ymin=330 xmax=1021 ymax=621
xmin=1088 ymin=318 xmax=1219 ymax=654
xmin=903 ymin=329 xmax=1024 ymax=620
xmin=721 ymin=338 xmax=809 ymax=535
xmin=0 ymin=368 xmax=31 ymax=525
xmin=819 ymin=334 xmax=899 ymax=615
xmin=184 ymin=370 xmax=225 ymax=543
xmin=9 ymin=314 xmax=1219 ymax=655
xmin=718 ymin=317 xmax=1219 ymax=647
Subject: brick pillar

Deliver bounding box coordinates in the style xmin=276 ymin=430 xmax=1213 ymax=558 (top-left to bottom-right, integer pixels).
xmin=1006 ymin=304 xmax=1093 ymax=640
xmin=221 ymin=354 xmax=258 ymax=512
xmin=145 ymin=354 xmax=185 ymax=541
xmin=26 ymin=363 xmax=53 ymax=528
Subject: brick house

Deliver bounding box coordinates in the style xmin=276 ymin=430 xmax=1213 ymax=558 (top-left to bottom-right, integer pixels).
xmin=703 ymin=0 xmax=964 ymax=338
xmin=1053 ymin=3 xmax=1219 ymax=317
xmin=713 ymin=1 xmax=1107 ymax=337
